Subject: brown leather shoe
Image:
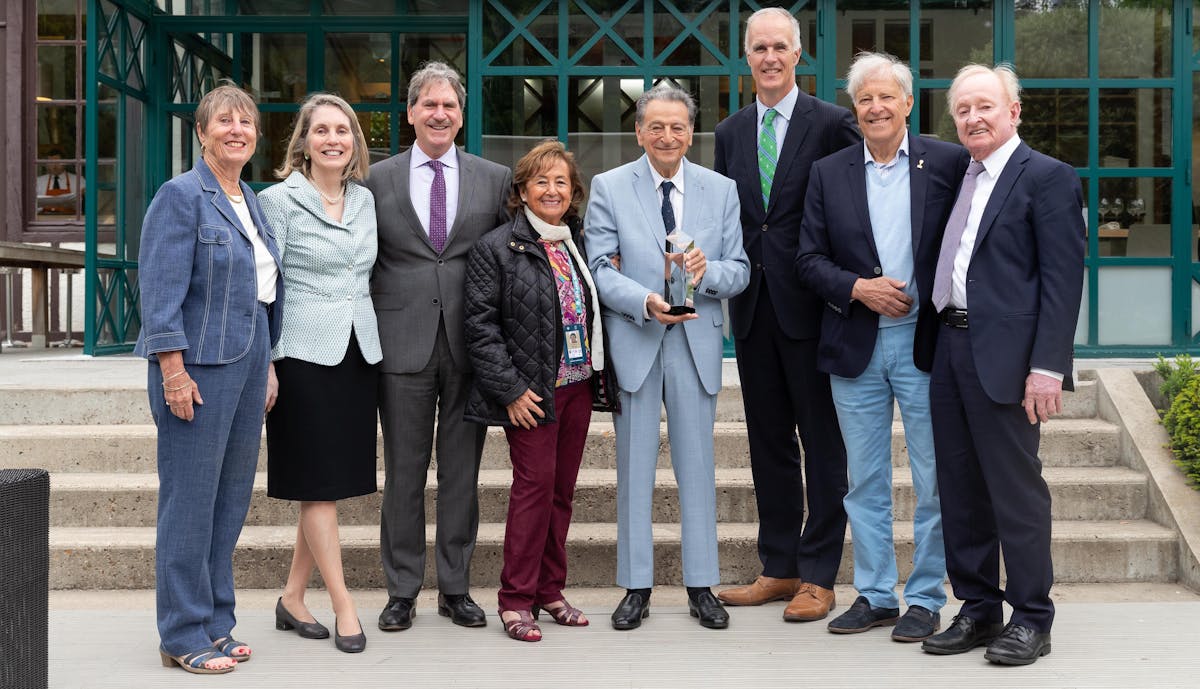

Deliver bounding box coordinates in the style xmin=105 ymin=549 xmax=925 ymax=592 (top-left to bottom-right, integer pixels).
xmin=717 ymin=576 xmax=801 ymax=606
xmin=783 ymin=583 xmax=836 ymax=622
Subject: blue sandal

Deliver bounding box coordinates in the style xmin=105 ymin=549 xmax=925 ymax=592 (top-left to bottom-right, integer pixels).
xmin=212 ymin=637 xmax=252 ymax=662
xmin=159 ymin=647 xmax=236 ymax=674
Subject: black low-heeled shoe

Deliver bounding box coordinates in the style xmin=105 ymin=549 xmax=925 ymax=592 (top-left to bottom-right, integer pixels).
xmin=334 ymin=617 xmax=367 ymax=654
xmin=275 ymin=597 xmax=330 ymax=640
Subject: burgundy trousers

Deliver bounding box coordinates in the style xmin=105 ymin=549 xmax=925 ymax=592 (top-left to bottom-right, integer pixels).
xmin=497 ymin=380 xmax=592 ymax=612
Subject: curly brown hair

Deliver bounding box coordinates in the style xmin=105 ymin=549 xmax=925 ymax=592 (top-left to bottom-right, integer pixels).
xmin=507 ymin=139 xmax=585 ymax=225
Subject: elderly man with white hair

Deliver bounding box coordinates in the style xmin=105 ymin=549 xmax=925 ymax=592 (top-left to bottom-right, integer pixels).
xmin=796 ymin=51 xmax=969 ymax=642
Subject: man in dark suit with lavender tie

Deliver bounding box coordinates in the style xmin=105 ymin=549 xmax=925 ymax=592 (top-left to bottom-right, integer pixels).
xmin=920 ymin=63 xmax=1085 ymax=666
xmin=367 ymin=61 xmax=511 ymax=632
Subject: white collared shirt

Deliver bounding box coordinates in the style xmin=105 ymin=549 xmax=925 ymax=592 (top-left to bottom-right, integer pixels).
xmin=949 ymin=134 xmax=1022 ymax=310
xmin=647 ymin=159 xmax=686 ymax=242
xmin=409 ymin=145 xmax=460 ymax=239
xmin=756 ymin=85 xmax=799 ymax=147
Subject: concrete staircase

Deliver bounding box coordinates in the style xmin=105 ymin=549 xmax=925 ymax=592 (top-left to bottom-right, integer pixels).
xmin=0 ymin=367 xmax=1183 ymax=590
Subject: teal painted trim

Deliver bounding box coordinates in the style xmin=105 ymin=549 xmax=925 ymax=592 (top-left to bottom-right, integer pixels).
xmin=568 ymin=0 xmax=642 ymax=68
xmin=1077 ymin=345 xmax=1200 ymax=357
xmin=994 ymin=1 xmax=1013 ymax=64
xmin=557 ymin=0 xmax=568 ymax=145
xmin=728 ymin=0 xmax=741 ymax=117
xmin=481 ymin=0 xmax=555 ymax=66
xmin=467 ymin=2 xmax=482 ymax=154
xmin=816 ymin=2 xmax=838 ymax=101
xmin=156 ymin=15 xmax=463 ymax=32
xmin=654 ymin=0 xmax=724 ymax=68
xmin=84 ymin=0 xmax=100 ymax=354
xmin=1173 ymin=0 xmax=1193 ymax=343
xmin=907 ymin=2 xmax=920 ymax=135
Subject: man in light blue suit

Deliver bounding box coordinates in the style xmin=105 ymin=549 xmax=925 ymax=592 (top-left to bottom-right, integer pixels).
xmin=585 ymin=83 xmax=750 ymax=631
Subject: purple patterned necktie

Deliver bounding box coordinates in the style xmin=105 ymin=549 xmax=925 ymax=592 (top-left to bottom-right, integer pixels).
xmin=427 ymin=159 xmax=447 ymax=253
xmin=932 ymin=160 xmax=986 ymax=312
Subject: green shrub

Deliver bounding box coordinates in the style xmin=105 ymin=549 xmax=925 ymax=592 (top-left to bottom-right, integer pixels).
xmin=1160 ymin=371 xmax=1200 ymax=487
xmin=1153 ymin=353 xmax=1198 ymax=405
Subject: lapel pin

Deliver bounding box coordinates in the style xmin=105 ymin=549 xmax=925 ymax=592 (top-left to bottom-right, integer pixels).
xmin=917 ymin=159 xmax=924 ymax=169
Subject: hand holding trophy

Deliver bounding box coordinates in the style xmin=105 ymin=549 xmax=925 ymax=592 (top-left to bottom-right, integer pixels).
xmin=664 ymin=229 xmax=696 ymax=315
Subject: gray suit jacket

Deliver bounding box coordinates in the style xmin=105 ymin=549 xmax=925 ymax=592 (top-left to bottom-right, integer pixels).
xmin=367 ymin=147 xmax=512 ymax=373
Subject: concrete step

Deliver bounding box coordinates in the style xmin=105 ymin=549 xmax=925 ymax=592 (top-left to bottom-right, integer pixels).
xmin=0 ymin=377 xmax=1098 ymax=426
xmin=0 ymin=416 xmax=1121 ymax=474
xmin=48 ymin=466 xmax=1148 ymax=528
xmin=48 ymin=518 xmax=1177 ymax=589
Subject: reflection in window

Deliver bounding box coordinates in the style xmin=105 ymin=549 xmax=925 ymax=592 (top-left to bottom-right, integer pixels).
xmin=244 ymin=33 xmax=307 ymax=104
xmin=1015 ymin=1 xmax=1087 ymax=78
xmin=1098 ymin=89 xmax=1172 ymax=168
xmin=1020 ymin=89 xmax=1088 ymax=168
xmin=1095 ymin=178 xmax=1172 ymax=258
xmin=1099 ymin=0 xmax=1171 ymax=78
xmin=34 ymin=0 xmax=86 ymax=224
xmin=327 ymin=34 xmax=392 ymax=104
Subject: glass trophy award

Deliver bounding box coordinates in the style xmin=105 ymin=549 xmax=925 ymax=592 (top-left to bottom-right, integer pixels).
xmin=664 ymin=229 xmax=696 ymax=315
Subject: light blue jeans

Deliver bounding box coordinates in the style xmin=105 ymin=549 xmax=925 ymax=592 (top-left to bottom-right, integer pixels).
xmin=829 ymin=323 xmax=945 ymax=612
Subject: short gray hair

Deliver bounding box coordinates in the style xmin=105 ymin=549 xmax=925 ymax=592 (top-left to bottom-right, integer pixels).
xmin=635 ymin=83 xmax=697 ymax=127
xmin=947 ymin=63 xmax=1022 ymax=125
xmin=406 ymin=61 xmax=466 ymax=110
xmin=845 ymin=52 xmax=912 ymax=101
xmin=744 ymin=7 xmax=802 ymax=55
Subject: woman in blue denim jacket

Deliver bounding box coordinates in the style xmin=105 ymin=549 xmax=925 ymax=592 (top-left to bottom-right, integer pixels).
xmin=134 ymin=83 xmax=285 ymax=675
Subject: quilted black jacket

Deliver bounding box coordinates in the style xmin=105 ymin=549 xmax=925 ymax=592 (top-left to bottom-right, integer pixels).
xmin=464 ymin=211 xmax=612 ymax=426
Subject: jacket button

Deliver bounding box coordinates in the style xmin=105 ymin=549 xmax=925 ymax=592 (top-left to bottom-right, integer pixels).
xmin=761 ymin=224 xmax=768 ymax=231
xmin=432 ymin=298 xmax=439 ymax=305
xmin=437 ymin=259 xmax=444 ymax=265
xmin=873 ymin=266 xmax=882 ymax=275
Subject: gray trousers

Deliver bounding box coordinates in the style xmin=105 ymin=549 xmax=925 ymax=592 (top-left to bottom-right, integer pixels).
xmin=379 ymin=323 xmax=486 ymax=598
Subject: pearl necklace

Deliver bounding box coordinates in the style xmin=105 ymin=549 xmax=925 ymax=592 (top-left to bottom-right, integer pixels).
xmin=318 ymin=188 xmax=345 ymax=205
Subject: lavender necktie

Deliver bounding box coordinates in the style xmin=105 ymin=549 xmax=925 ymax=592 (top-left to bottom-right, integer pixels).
xmin=931 ymin=160 xmax=986 ymax=312
xmin=427 ymin=159 xmax=447 ymax=253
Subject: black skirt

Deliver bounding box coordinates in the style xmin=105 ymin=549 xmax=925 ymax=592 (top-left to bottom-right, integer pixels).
xmin=266 ymin=332 xmax=379 ymax=501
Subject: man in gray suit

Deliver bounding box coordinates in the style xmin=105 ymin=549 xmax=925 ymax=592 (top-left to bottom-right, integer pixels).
xmin=367 ymin=62 xmax=512 ymax=631
xmin=585 ymin=83 xmax=749 ymax=631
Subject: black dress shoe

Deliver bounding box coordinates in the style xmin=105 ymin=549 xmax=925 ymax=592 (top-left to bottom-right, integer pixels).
xmin=892 ymin=605 xmax=940 ymax=642
xmin=687 ymin=590 xmax=729 ymax=630
xmin=921 ymin=614 xmax=1004 ymax=655
xmin=378 ymin=596 xmax=415 ymax=631
xmin=827 ymin=596 xmax=899 ymax=634
xmin=334 ymin=617 xmax=367 ymax=654
xmin=984 ymin=623 xmax=1051 ymax=665
xmin=438 ymin=593 xmax=487 ymax=627
xmin=275 ymin=597 xmax=330 ymax=639
xmin=611 ymin=591 xmax=650 ymax=630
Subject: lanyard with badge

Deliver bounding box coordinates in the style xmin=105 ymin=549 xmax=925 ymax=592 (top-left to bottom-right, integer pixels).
xmin=556 ymin=248 xmax=588 ymax=365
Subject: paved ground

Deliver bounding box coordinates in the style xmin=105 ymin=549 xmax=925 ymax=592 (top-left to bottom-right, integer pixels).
xmin=47 ymin=585 xmax=1200 ymax=689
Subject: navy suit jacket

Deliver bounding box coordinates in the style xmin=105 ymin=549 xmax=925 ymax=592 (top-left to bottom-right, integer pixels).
xmin=714 ymin=90 xmax=860 ymax=340
xmin=955 ymin=141 xmax=1085 ymax=404
xmin=796 ymin=137 xmax=970 ymax=378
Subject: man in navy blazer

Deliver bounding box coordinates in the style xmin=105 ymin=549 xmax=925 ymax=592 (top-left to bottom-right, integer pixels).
xmin=713 ymin=7 xmax=860 ymax=621
xmin=796 ymin=52 xmax=969 ymax=643
xmin=919 ymin=64 xmax=1085 ymax=666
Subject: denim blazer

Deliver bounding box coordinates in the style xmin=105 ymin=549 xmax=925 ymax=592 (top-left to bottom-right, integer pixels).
xmin=134 ymin=157 xmax=285 ymax=364
xmin=259 ymin=172 xmax=382 ymax=366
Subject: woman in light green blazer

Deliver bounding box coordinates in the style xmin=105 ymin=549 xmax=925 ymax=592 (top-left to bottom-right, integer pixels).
xmin=258 ymin=93 xmax=380 ymax=654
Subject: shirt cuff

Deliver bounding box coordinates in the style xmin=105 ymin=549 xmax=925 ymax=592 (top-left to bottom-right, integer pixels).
xmin=643 ymin=293 xmax=653 ymax=321
xmin=1030 ymin=367 xmax=1065 ymax=382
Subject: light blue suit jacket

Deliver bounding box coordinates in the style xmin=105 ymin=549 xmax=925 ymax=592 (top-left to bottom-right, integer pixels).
xmin=259 ymin=172 xmax=382 ymax=366
xmin=585 ymin=156 xmax=749 ymax=395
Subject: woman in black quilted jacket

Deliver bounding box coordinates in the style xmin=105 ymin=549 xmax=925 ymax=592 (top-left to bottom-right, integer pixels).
xmin=464 ymin=139 xmax=614 ymax=642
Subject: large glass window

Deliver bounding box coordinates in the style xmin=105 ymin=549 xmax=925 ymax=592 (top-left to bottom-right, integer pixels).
xmin=33 ymin=0 xmax=87 ymax=225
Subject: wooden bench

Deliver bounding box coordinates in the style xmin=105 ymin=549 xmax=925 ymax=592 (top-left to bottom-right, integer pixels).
xmin=0 ymin=242 xmax=87 ymax=348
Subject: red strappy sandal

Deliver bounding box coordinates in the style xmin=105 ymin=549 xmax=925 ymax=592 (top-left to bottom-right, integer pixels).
xmin=535 ymin=598 xmax=589 ymax=627
xmin=500 ymin=610 xmax=542 ymax=642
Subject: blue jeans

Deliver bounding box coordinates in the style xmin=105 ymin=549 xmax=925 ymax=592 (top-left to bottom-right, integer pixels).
xmin=829 ymin=323 xmax=945 ymax=611
xmin=151 ymin=304 xmax=270 ymax=655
